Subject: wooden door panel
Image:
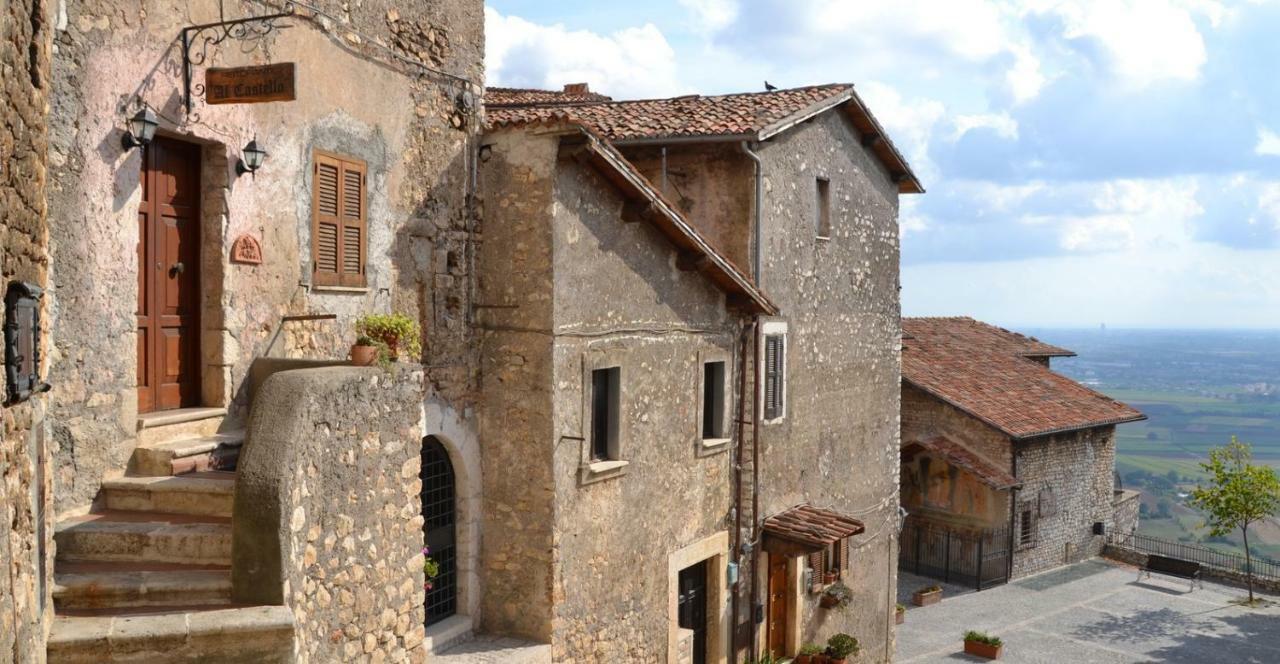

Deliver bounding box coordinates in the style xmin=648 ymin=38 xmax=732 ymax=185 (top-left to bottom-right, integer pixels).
xmin=767 ymin=555 xmax=789 ymax=657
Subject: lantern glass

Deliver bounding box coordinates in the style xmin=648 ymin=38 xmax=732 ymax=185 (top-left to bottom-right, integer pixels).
xmin=242 ymin=139 xmax=268 ymax=171
xmin=128 ymin=108 xmax=158 ymax=146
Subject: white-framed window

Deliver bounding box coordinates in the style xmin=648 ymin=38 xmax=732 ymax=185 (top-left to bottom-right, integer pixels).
xmin=580 ymin=354 xmax=628 ymax=486
xmin=761 ymin=321 xmax=788 ymax=423
xmin=816 ymin=176 xmax=832 ymax=239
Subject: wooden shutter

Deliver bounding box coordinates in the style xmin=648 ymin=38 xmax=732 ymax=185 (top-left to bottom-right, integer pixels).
xmin=839 ymin=537 xmax=850 ymax=578
xmin=764 ymin=335 xmax=783 ymax=420
xmin=808 ymin=551 xmax=824 ymax=591
xmin=312 ymin=151 xmax=367 ymax=288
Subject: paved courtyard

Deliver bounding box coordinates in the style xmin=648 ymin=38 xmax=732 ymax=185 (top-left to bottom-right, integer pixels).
xmin=896 ymin=558 xmax=1280 ymax=663
xmin=433 ymin=634 xmax=550 ymax=663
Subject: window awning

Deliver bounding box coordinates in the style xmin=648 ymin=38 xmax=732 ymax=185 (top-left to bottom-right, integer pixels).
xmin=901 ymin=436 xmax=1022 ymax=490
xmin=761 ymin=504 xmax=865 ymax=556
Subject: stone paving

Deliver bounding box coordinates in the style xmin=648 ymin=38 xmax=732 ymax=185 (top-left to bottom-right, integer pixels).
xmin=896 ymin=558 xmax=1280 ymax=663
xmin=433 ymin=634 xmax=551 ymax=663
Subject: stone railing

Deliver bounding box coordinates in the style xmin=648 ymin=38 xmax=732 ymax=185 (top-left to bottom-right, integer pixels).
xmin=232 ymin=365 xmax=427 ymax=663
xmin=1111 ymin=489 xmax=1140 ymax=540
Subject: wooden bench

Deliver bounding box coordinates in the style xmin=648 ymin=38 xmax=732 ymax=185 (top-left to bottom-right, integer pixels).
xmin=1138 ymin=554 xmax=1202 ymax=591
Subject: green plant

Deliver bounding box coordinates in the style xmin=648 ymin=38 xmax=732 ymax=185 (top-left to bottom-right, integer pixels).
xmin=919 ymin=585 xmax=942 ymax=593
xmin=897 ymin=603 xmax=906 ymax=612
xmin=1188 ymin=438 xmax=1280 ymax=603
xmin=963 ymin=631 xmax=1002 ymax=647
xmin=822 ymin=580 xmax=854 ymax=610
xmin=799 ymin=644 xmax=824 ymax=655
xmin=355 ymin=313 xmax=422 ymax=359
xmin=423 ymin=546 xmax=440 ymax=591
xmin=752 ymin=651 xmax=779 ymax=664
xmin=826 ymin=633 xmax=859 ymax=659
xmin=355 ymin=334 xmax=376 ymax=346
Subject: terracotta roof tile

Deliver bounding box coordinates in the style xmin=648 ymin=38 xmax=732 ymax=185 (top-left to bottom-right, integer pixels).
xmin=902 ymin=436 xmax=1022 ymax=490
xmin=902 ymin=317 xmax=1144 ymax=439
xmin=486 ymin=86 xmax=613 ymax=106
xmin=762 ymin=504 xmax=866 ymax=549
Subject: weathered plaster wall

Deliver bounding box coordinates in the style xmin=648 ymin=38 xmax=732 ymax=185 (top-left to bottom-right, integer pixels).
xmin=232 ymin=365 xmax=428 ymax=664
xmin=474 ymin=129 xmax=558 ymax=640
xmin=548 ymin=157 xmax=741 ymax=662
xmin=1011 ymin=426 xmax=1117 ymax=578
xmin=899 ymin=453 xmax=1006 ymax=528
xmin=44 ymin=0 xmax=482 ymax=512
xmin=1 ymin=0 xmax=54 ymax=659
xmin=750 ymin=110 xmax=903 ymax=661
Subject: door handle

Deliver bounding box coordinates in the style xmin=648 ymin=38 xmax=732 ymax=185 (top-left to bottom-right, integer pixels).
xmin=170 ymin=261 xmax=185 ymax=275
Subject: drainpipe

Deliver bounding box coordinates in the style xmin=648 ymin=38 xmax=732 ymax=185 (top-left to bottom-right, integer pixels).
xmin=749 ymin=315 xmax=763 ymax=656
xmin=740 ymin=142 xmax=764 ymax=287
xmin=730 ymin=316 xmax=753 ymax=662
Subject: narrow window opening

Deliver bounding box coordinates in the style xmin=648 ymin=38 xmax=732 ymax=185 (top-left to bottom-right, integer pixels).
xmin=591 ymin=367 xmax=620 ymax=461
xmin=816 ymin=177 xmax=831 ymax=238
xmin=702 ymin=361 xmax=726 ymax=439
xmin=763 ymin=335 xmax=785 ymax=420
xmin=1019 ymin=506 xmax=1036 ymax=547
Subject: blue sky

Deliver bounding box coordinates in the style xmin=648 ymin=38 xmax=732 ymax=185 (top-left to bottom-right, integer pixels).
xmin=486 ymin=1 xmax=1280 ymax=328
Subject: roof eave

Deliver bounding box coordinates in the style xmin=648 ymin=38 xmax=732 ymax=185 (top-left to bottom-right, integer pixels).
xmin=608 ymin=133 xmax=759 ymax=147
xmin=1011 ymin=413 xmax=1149 ymax=441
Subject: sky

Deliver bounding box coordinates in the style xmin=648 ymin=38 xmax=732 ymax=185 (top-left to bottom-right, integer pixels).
xmin=485 ymin=1 xmax=1280 ymax=329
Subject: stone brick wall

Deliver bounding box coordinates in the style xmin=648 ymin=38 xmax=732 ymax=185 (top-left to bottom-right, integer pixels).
xmin=43 ymin=0 xmax=483 ymax=512
xmin=1 ymin=0 xmax=53 ymax=659
xmin=232 ymin=365 xmax=428 ymax=664
xmin=1112 ymin=489 xmax=1140 ymax=541
xmin=1011 ymin=426 xmax=1117 ymax=578
xmin=901 ymin=384 xmax=1012 ymax=470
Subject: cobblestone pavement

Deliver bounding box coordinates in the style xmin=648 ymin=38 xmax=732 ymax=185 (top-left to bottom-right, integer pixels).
xmin=897 ymin=558 xmax=1280 ymax=663
xmin=434 ymin=634 xmax=551 ymax=663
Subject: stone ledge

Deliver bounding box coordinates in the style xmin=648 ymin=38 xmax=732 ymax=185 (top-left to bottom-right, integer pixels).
xmin=578 ymin=459 xmax=629 ymax=486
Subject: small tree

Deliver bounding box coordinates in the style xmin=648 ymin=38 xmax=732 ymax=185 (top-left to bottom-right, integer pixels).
xmin=1188 ymin=438 xmax=1280 ymax=602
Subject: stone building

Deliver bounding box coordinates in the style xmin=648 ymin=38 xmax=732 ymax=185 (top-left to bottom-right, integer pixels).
xmin=480 ymin=83 xmax=921 ymax=662
xmin=899 ymin=317 xmax=1144 ymax=587
xmin=2 ymin=0 xmax=54 ymax=661
xmin=3 ymin=0 xmax=485 ymax=660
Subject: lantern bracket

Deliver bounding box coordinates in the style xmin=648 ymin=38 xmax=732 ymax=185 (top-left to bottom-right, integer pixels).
xmin=180 ymin=3 xmax=297 ymax=114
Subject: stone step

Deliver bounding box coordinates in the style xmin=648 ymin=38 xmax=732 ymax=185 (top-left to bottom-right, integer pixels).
xmin=47 ymin=605 xmax=295 ymax=663
xmin=55 ymin=511 xmax=232 ymax=566
xmin=132 ymin=431 xmax=244 ymax=477
xmin=136 ymin=407 xmax=227 ymax=448
xmin=101 ymin=473 xmax=235 ymax=518
xmin=54 ymin=562 xmax=231 ymax=610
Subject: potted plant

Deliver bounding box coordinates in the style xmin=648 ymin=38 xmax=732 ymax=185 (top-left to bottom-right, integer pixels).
xmin=423 ymin=546 xmax=440 ymax=591
xmin=963 ymin=630 xmax=1003 ymax=660
xmin=825 ymin=633 xmax=859 ymax=664
xmin=912 ymin=584 xmax=942 ymax=606
xmin=355 ymin=313 xmax=421 ymax=362
xmin=896 ymin=602 xmax=906 ymax=624
xmin=819 ymin=581 xmax=853 ymax=610
xmin=823 ymin=570 xmax=838 ymax=584
xmin=350 ymin=335 xmax=379 ymax=366
xmin=796 ymin=644 xmax=824 ymax=664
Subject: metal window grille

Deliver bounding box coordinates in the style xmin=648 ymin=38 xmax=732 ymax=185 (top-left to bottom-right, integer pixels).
xmin=421 ymin=437 xmax=457 ymax=626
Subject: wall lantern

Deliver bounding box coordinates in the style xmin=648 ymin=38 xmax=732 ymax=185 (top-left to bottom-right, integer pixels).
xmin=121 ymin=107 xmax=158 ymax=150
xmin=237 ymin=138 xmax=268 ymax=177
xmin=5 ymin=282 xmax=51 ymax=406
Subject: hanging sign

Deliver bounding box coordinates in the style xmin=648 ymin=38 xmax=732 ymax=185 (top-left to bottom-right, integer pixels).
xmin=206 ymin=63 xmax=296 ymax=105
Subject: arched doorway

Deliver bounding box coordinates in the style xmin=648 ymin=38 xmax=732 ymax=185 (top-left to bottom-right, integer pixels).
xmin=421 ymin=436 xmax=457 ymax=625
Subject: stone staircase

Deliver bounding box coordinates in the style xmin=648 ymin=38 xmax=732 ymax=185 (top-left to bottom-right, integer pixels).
xmin=47 ymin=409 xmax=295 ymax=663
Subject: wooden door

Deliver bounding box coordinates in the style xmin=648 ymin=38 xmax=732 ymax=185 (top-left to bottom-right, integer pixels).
xmin=678 ymin=560 xmax=709 ymax=664
xmin=136 ymin=136 xmax=201 ymax=413
xmin=767 ymin=555 xmax=789 ymax=657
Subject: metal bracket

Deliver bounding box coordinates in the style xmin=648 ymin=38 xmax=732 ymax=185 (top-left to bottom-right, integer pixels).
xmin=180 ymin=2 xmax=297 ymax=114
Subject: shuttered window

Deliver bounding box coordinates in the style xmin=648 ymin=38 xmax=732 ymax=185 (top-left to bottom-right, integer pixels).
xmin=808 ymin=537 xmax=851 ymax=588
xmin=312 ymin=151 xmax=367 ymax=287
xmin=763 ymin=334 xmax=785 ymax=420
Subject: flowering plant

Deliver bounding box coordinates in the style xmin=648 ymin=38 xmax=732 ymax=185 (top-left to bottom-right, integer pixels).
xmin=423 ymin=546 xmax=440 ymax=591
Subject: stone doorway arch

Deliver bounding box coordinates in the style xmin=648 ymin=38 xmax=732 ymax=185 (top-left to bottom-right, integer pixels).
xmin=421 ymin=435 xmax=457 ymax=625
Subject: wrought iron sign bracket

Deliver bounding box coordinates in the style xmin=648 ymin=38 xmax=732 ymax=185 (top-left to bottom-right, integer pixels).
xmin=180 ymin=4 xmax=296 ymax=114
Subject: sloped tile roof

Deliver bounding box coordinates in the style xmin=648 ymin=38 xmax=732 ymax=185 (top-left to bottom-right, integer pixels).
xmin=486 ymin=86 xmax=613 ymax=106
xmin=763 ymin=504 xmax=866 ymax=549
xmin=902 ymin=436 xmax=1022 ymax=490
xmin=902 ymin=317 xmax=1144 ymax=439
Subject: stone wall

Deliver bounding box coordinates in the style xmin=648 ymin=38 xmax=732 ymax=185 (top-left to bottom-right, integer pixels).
xmin=901 ymin=384 xmax=1012 ymax=471
xmin=43 ymin=0 xmax=483 ymax=512
xmin=232 ymin=365 xmax=428 ymax=664
xmin=1102 ymin=544 xmax=1280 ymax=594
xmin=1 ymin=0 xmax=53 ymax=659
xmin=1112 ymin=489 xmax=1140 ymax=541
xmin=1011 ymin=426 xmax=1117 ymax=578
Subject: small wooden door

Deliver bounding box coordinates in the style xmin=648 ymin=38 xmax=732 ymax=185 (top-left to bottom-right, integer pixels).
xmin=678 ymin=560 xmax=709 ymax=664
xmin=767 ymin=555 xmax=790 ymax=657
xmin=136 ymin=137 xmax=202 ymax=413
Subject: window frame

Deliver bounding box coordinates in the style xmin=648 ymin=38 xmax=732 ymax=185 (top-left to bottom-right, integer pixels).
xmin=697 ymin=349 xmax=732 ymax=454
xmin=760 ymin=321 xmax=788 ymax=424
xmin=815 ymin=176 xmax=832 ymax=240
xmin=589 ymin=366 xmax=621 ymax=462
xmin=580 ymin=353 xmax=628 ymax=485
xmin=310 ymin=149 xmax=368 ymax=290
xmin=1017 ymin=501 xmax=1038 ymax=549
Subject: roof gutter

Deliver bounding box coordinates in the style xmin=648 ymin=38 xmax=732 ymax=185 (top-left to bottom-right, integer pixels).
xmin=740 ymin=141 xmax=764 ymax=287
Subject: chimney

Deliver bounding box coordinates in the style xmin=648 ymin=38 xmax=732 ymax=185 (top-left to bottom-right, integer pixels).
xmin=563 ymin=83 xmax=590 ymax=95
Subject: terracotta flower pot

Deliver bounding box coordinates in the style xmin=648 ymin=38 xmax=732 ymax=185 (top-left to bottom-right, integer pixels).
xmin=896 ymin=607 xmax=906 ymax=624
xmin=829 ymin=659 xmax=848 ymax=664
xmin=964 ymin=640 xmax=1002 ymax=660
xmin=912 ymin=589 xmax=942 ymax=606
xmin=823 ymin=572 xmax=837 ymax=584
xmin=820 ymin=593 xmax=840 ymax=609
xmin=795 ymin=656 xmax=812 ymax=664
xmin=350 ymin=344 xmax=379 ymax=366
xmin=384 ymin=335 xmax=400 ymax=361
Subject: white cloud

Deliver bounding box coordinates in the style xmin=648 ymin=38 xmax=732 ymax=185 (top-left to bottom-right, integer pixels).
xmin=856 ymin=81 xmax=947 ymax=182
xmin=1033 ymin=0 xmax=1210 ymax=85
xmin=950 ymin=112 xmax=1019 ymax=141
xmin=1260 ymin=183 xmax=1280 ymax=229
xmin=1256 ymin=127 xmax=1280 ymax=156
xmin=485 ymin=8 xmax=684 ymax=99
xmin=1006 ymin=43 xmax=1048 ymax=103
xmin=679 ymin=0 xmax=740 ymax=32
xmin=1058 ymin=179 xmax=1202 ymax=251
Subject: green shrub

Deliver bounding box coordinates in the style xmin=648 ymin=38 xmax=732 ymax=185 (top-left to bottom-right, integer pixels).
xmin=963 ymin=630 xmax=1002 ymax=647
xmin=355 ymin=313 xmax=421 ymax=359
xmin=826 ymin=633 xmax=859 ymax=658
xmin=799 ymin=643 xmax=824 ymax=655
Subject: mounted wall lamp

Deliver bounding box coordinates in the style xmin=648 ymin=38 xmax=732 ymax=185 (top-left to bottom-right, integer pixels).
xmin=121 ymin=107 xmax=158 ymax=150
xmin=237 ymin=138 xmax=268 ymax=177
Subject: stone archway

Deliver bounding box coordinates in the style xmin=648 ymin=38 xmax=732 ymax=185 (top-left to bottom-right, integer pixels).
xmin=421 ymin=435 xmax=458 ymax=625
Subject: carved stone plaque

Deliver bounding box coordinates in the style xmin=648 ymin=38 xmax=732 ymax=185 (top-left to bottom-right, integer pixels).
xmin=231 ymin=234 xmax=263 ymax=264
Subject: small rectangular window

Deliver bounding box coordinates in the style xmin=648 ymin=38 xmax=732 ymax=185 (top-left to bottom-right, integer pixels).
xmin=763 ymin=335 xmax=785 ymax=420
xmin=591 ymin=367 xmax=621 ymax=461
xmin=702 ymin=361 xmax=726 ymax=439
xmin=1019 ymin=505 xmax=1037 ymax=547
xmin=816 ymin=177 xmax=831 ymax=238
